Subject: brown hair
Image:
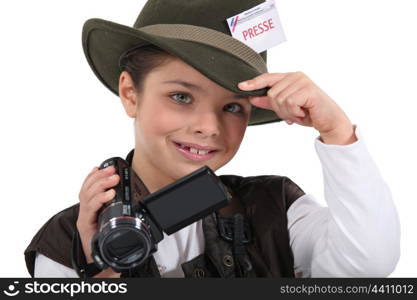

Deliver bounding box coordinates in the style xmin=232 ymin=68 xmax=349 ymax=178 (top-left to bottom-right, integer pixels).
xmin=119 ymin=44 xmax=175 ymax=93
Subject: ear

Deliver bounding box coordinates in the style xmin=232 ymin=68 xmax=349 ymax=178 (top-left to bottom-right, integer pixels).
xmin=119 ymin=71 xmax=139 ymax=118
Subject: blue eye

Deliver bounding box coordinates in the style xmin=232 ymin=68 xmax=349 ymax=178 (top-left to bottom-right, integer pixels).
xmin=224 ymin=103 xmax=243 ymax=113
xmin=170 ymin=93 xmax=192 ymax=104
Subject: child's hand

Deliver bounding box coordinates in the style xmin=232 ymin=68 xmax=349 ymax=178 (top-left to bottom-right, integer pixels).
xmin=238 ymin=72 xmax=357 ymax=145
xmin=76 ymin=165 xmax=120 ymax=277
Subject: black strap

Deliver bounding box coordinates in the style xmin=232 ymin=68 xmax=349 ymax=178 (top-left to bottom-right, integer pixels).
xmin=217 ymin=214 xmax=251 ymax=243
xmin=217 ymin=213 xmax=254 ymax=277
xmin=71 ymin=228 xmax=103 ymax=278
xmin=232 ymin=214 xmax=253 ymax=277
xmin=83 ymin=262 xmax=103 ymax=278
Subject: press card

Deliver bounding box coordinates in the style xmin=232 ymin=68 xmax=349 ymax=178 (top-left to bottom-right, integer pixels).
xmin=226 ymin=0 xmax=286 ymax=53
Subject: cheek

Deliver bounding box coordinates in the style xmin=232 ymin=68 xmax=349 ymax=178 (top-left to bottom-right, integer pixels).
xmin=224 ymin=120 xmax=247 ymax=152
xmin=135 ymin=100 xmax=184 ymax=141
xmin=156 ymin=109 xmax=185 ymax=133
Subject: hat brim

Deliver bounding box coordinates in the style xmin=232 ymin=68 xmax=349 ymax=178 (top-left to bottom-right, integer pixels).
xmin=82 ymin=18 xmax=281 ymax=125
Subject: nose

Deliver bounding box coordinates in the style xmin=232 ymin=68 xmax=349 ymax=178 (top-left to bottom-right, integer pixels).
xmin=190 ymin=110 xmax=221 ymax=138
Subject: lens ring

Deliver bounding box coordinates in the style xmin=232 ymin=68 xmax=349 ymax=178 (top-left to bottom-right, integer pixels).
xmin=98 ymin=216 xmax=152 ymax=270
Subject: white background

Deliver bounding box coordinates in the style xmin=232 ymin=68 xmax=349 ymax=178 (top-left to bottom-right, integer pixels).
xmin=0 ymin=0 xmax=415 ymax=277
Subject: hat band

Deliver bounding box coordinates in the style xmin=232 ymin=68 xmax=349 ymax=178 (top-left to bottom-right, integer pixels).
xmin=139 ymin=24 xmax=267 ymax=73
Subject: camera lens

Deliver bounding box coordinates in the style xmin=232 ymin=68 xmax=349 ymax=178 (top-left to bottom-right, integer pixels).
xmin=98 ymin=216 xmax=152 ymax=270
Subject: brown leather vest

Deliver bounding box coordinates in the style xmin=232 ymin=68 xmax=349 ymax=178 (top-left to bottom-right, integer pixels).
xmin=24 ymin=150 xmax=304 ymax=278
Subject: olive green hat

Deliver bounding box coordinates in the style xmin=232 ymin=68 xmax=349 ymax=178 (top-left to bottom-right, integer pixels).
xmin=82 ymin=0 xmax=282 ymax=125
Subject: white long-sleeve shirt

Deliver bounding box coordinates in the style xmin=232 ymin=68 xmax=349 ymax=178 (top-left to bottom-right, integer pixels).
xmin=34 ymin=124 xmax=401 ymax=278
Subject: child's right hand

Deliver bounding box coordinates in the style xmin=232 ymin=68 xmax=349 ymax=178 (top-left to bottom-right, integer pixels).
xmin=76 ymin=165 xmax=121 ymax=277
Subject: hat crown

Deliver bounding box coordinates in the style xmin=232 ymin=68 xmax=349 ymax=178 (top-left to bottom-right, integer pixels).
xmin=134 ymin=0 xmax=266 ymax=37
xmin=82 ymin=0 xmax=279 ymax=125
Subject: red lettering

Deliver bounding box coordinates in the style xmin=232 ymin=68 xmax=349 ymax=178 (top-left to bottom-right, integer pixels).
xmin=253 ymin=24 xmax=259 ymax=36
xmin=248 ymin=28 xmax=254 ymax=39
xmin=262 ymin=20 xmax=269 ymax=32
xmin=268 ymin=18 xmax=274 ymax=29
xmin=242 ymin=18 xmax=275 ymax=40
xmin=242 ymin=30 xmax=249 ymax=41
xmin=257 ymin=23 xmax=265 ymax=35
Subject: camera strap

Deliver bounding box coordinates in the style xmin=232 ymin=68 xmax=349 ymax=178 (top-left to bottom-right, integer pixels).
xmin=217 ymin=213 xmax=253 ymax=277
xmin=217 ymin=213 xmax=251 ymax=243
xmin=233 ymin=214 xmax=253 ymax=277
xmin=71 ymin=229 xmax=103 ymax=278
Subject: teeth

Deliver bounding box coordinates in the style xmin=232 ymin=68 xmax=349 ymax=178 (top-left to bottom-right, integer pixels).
xmin=198 ymin=149 xmax=210 ymax=155
xmin=189 ymin=147 xmax=210 ymax=155
xmin=177 ymin=143 xmax=213 ymax=155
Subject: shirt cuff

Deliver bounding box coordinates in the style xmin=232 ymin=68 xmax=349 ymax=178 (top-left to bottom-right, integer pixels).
xmin=315 ymin=124 xmax=360 ymax=147
xmin=313 ymin=124 xmax=382 ymax=185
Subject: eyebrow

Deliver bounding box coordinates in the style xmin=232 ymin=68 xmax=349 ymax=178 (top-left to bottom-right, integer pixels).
xmin=162 ymin=80 xmax=248 ymax=100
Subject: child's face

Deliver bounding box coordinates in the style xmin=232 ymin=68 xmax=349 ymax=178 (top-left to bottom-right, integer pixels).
xmin=120 ymin=57 xmax=251 ymax=187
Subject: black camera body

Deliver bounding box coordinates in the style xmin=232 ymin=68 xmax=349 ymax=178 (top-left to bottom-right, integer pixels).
xmin=91 ymin=157 xmax=231 ymax=273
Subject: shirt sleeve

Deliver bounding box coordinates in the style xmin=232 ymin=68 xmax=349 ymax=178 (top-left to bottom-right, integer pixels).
xmin=287 ymin=125 xmax=401 ymax=277
xmin=34 ymin=252 xmax=78 ymax=278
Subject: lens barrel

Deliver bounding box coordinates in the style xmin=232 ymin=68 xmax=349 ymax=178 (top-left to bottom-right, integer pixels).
xmin=96 ymin=212 xmax=152 ymax=271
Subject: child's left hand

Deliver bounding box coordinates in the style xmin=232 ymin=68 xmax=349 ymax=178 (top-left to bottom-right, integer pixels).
xmin=238 ymin=72 xmax=357 ymax=145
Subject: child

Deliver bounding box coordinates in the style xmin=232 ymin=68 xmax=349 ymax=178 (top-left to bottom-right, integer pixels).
xmin=25 ymin=0 xmax=400 ymax=278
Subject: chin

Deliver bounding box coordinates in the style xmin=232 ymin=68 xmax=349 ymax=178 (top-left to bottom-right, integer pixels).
xmin=178 ymin=163 xmax=206 ymax=176
xmin=170 ymin=162 xmax=217 ymax=180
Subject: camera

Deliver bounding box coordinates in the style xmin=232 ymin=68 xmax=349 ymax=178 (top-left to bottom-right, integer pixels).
xmin=91 ymin=157 xmax=231 ymax=273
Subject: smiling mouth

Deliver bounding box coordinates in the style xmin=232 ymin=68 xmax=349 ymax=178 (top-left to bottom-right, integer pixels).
xmin=173 ymin=142 xmax=218 ymax=155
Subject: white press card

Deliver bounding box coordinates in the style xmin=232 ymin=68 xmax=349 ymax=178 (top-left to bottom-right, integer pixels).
xmin=226 ymin=0 xmax=286 ymax=53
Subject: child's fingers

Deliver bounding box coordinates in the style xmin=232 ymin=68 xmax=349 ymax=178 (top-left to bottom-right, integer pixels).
xmin=249 ymin=96 xmax=273 ymax=110
xmin=82 ymin=165 xmax=116 ymax=192
xmin=78 ymin=188 xmax=116 ymax=228
xmin=266 ymin=72 xmax=302 ymax=100
xmin=83 ymin=174 xmax=120 ymax=203
xmin=282 ymin=101 xmax=306 ymax=124
xmin=85 ymin=189 xmax=116 ymax=216
xmin=238 ymin=73 xmax=287 ymax=90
